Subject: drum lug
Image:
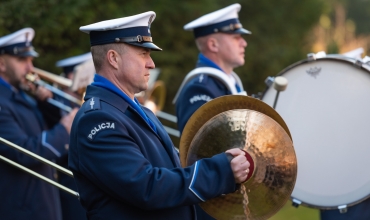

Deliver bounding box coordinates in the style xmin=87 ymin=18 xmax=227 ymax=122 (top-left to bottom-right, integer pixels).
xmin=338 ymin=205 xmax=348 ymax=213
xmin=354 ymin=59 xmax=363 ymax=68
xmin=291 ymin=198 xmax=301 ymax=208
xmin=251 ymin=92 xmax=263 ymax=100
xmin=307 ymin=51 xmax=326 ymax=61
xmin=264 ymin=76 xmax=274 ymax=87
xmin=307 ymin=53 xmax=317 ymax=61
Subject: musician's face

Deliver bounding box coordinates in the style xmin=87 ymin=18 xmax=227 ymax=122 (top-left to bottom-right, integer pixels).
xmin=0 ymin=55 xmax=33 ymax=88
xmin=216 ymin=33 xmax=247 ymax=69
xmin=116 ymin=44 xmax=155 ymax=97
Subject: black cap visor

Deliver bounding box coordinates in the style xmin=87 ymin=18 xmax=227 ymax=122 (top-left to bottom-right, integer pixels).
xmin=229 ymin=28 xmax=251 ymax=35
xmin=18 ymin=49 xmax=39 ymax=57
xmin=0 ymin=46 xmax=39 ymax=57
xmin=127 ymin=42 xmax=162 ymax=51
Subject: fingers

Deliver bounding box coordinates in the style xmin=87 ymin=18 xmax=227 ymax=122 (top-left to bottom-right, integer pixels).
xmin=69 ymin=108 xmax=79 ymax=117
xmin=225 ymin=148 xmax=245 ymax=157
xmin=60 ymin=108 xmax=78 ymax=134
xmin=229 ymin=151 xmax=251 ymax=184
xmin=35 ymin=86 xmax=53 ymax=101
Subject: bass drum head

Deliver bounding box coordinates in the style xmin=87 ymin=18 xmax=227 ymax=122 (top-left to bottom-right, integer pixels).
xmin=262 ymin=56 xmax=370 ymax=209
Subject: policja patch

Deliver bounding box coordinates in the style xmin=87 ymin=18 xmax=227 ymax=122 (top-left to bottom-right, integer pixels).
xmin=87 ymin=121 xmax=115 ymax=140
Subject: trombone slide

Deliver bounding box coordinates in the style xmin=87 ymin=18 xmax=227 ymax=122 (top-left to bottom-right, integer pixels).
xmin=0 ymin=155 xmax=79 ymax=198
xmin=47 ymin=98 xmax=72 ymax=113
xmin=26 ymin=73 xmax=82 ymax=106
xmin=0 ymin=137 xmax=79 ymax=198
xmin=32 ymin=67 xmax=72 ymax=88
xmin=0 ymin=137 xmax=72 ymax=176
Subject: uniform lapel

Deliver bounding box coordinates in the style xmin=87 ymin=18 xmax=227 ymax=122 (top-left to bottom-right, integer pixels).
xmin=127 ymin=105 xmax=162 ymax=140
xmin=146 ymin=111 xmax=180 ymax=167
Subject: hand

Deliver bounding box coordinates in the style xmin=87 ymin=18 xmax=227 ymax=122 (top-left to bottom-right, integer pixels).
xmin=226 ymin=148 xmax=250 ymax=184
xmin=34 ymin=86 xmax=53 ymax=101
xmin=60 ymin=108 xmax=78 ymax=134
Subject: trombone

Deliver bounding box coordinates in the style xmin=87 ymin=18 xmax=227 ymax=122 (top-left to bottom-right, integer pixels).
xmin=0 ymin=137 xmax=79 ymax=199
xmin=26 ymin=67 xmax=83 ymax=112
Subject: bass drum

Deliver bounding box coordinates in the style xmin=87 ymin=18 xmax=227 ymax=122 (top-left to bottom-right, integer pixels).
xmin=262 ymin=55 xmax=370 ymax=209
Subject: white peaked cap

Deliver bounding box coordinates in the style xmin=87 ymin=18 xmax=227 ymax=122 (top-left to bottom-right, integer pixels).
xmin=0 ymin=28 xmax=38 ymax=57
xmin=80 ymin=11 xmax=156 ymax=33
xmin=184 ymin=4 xmax=251 ymax=38
xmin=0 ymin=28 xmax=35 ymax=47
xmin=80 ymin=11 xmax=161 ymax=51
xmin=56 ymin=52 xmax=92 ymax=67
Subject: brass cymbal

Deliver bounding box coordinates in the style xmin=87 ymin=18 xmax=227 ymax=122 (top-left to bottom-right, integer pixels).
xmin=180 ymin=96 xmax=297 ymax=220
xmin=180 ymin=95 xmax=292 ymax=167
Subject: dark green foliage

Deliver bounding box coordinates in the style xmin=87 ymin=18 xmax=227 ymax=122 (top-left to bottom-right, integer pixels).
xmin=0 ymin=0 xmax=324 ymax=116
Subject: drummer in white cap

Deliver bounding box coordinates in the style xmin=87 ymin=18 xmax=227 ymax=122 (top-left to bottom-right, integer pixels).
xmin=68 ymin=11 xmax=250 ymax=220
xmin=174 ymin=3 xmax=251 ymax=134
xmin=39 ymin=53 xmax=91 ymax=132
xmin=56 ymin=52 xmax=92 ymax=79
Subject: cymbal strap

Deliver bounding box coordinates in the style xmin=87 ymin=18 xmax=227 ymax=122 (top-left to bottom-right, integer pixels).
xmin=242 ymin=150 xmax=255 ymax=183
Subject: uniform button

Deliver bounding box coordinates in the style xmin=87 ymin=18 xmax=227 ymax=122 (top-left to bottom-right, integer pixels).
xmin=65 ymin=144 xmax=69 ymax=150
xmin=54 ymin=172 xmax=58 ymax=180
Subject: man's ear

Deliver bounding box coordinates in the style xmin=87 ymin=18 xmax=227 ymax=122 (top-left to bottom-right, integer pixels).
xmin=207 ymin=37 xmax=219 ymax=53
xmin=106 ymin=50 xmax=119 ymax=69
xmin=0 ymin=56 xmax=6 ymax=73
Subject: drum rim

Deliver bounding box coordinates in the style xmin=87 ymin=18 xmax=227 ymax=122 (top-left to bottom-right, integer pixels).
xmin=261 ymin=54 xmax=370 ymax=99
xmin=291 ymin=194 xmax=370 ymax=210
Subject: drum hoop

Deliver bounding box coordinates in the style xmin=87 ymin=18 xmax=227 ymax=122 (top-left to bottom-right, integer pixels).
xmin=293 ymin=194 xmax=370 ymax=210
xmin=262 ymin=55 xmax=370 ymax=98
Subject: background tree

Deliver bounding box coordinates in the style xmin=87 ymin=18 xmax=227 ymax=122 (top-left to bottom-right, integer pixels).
xmin=0 ymin=0 xmax=324 ymax=99
xmin=0 ymin=0 xmax=327 ymax=145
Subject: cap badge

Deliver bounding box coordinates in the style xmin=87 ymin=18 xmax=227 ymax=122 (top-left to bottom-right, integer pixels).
xmin=148 ymin=15 xmax=154 ymax=34
xmin=25 ymin=32 xmax=30 ymax=47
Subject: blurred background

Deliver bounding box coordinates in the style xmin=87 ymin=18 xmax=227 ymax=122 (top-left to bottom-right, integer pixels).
xmin=2 ymin=0 xmax=369 ymax=218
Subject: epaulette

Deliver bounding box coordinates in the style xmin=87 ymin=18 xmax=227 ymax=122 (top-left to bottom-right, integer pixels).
xmin=84 ymin=97 xmax=101 ymax=113
xmin=194 ymin=74 xmax=208 ymax=84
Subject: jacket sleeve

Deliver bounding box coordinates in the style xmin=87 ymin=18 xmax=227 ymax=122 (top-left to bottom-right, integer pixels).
xmin=74 ymin=110 xmax=238 ymax=210
xmin=0 ymin=102 xmax=69 ymax=167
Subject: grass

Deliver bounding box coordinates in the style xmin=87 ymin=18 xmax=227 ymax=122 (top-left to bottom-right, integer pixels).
xmin=269 ymin=201 xmax=320 ymax=220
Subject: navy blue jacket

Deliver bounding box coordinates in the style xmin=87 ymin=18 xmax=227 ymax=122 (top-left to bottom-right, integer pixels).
xmin=175 ymin=68 xmax=232 ymax=133
xmin=69 ymin=85 xmax=237 ymax=219
xmin=0 ymin=83 xmax=70 ymax=220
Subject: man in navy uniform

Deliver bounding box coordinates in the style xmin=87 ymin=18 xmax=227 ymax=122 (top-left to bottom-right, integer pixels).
xmin=0 ymin=28 xmax=78 ymax=219
xmin=173 ymin=3 xmax=250 ymax=133
xmin=69 ymin=11 xmax=251 ymax=219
